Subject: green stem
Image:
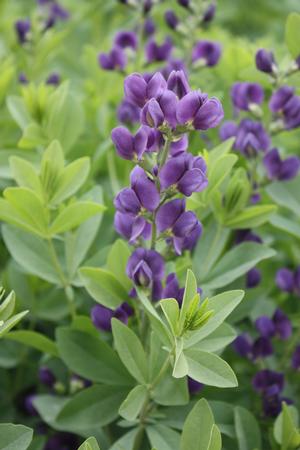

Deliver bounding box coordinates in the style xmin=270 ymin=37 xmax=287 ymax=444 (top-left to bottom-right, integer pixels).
xmin=107 ymin=152 xmax=120 ymax=196
xmin=158 ymin=135 xmax=171 ymax=171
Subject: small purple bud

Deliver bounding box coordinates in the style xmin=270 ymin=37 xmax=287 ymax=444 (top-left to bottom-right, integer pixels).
xmin=192 ymin=41 xmax=222 ymax=67
xmin=188 ymin=377 xmax=203 ymax=394
xmin=177 ymin=0 xmax=190 ymax=8
xmin=24 ymin=394 xmax=38 ymax=416
xmin=219 ymin=120 xmax=238 ymax=141
xmin=18 ymin=72 xmax=28 ymax=84
xmin=252 ymin=336 xmax=273 ymax=359
xmin=39 ymin=367 xmax=56 ymax=388
xmin=252 ymin=369 xmax=284 ymax=395
xmin=246 ymin=268 xmax=261 ymax=288
xmin=114 ymin=31 xmax=138 ymax=50
xmin=235 ymin=229 xmax=262 ymax=245
xmin=164 ymin=10 xmax=179 ymax=30
xmin=255 ymin=49 xmax=276 ymax=74
xmin=145 ymin=37 xmax=173 ymax=63
xmin=98 ymin=46 xmax=127 ymax=71
xmin=291 ymin=345 xmax=300 ymax=370
xmin=276 ymin=268 xmax=294 ymax=293
xmin=15 ymin=19 xmax=31 ymax=44
xmin=231 ymin=82 xmax=264 ymax=111
xmin=273 ymin=309 xmax=292 ymax=340
xmin=255 ymin=316 xmax=276 ymax=339
xmin=263 ymin=148 xmax=300 ymax=181
xmin=203 ymin=3 xmax=216 ymax=22
xmin=233 ymin=334 xmax=252 ymax=358
xmin=46 ymin=72 xmax=60 ymax=85
xmin=143 ymin=18 xmax=156 ymax=36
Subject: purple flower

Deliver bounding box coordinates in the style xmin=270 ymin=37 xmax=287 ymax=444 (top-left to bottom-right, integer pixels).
xmin=143 ymin=18 xmax=155 ymax=36
xmin=162 ymin=273 xmax=185 ymax=305
xmin=255 ymin=316 xmax=275 ymax=339
xmin=143 ymin=0 xmax=153 ymax=14
xmin=231 ymin=82 xmax=264 ymax=111
xmin=178 ymin=0 xmax=190 ymax=7
xmin=124 ymin=72 xmax=167 ymax=108
xmin=235 ymin=229 xmax=262 ymax=245
xmin=46 ymin=72 xmax=60 ymax=85
xmin=272 ymin=309 xmax=292 ymax=340
xmin=177 ymin=90 xmax=224 ymax=130
xmin=253 ymin=369 xmax=284 ymax=396
xmin=45 ymin=433 xmax=79 ymax=450
xmin=126 ymin=248 xmax=164 ymax=300
xmin=115 ymin=166 xmax=160 ymax=214
xmin=234 ymin=119 xmax=270 ymax=156
xmin=219 ymin=121 xmax=238 ymax=141
xmin=145 ymin=37 xmax=173 ymax=63
xmin=142 ymin=89 xmax=178 ymax=128
xmin=141 ymin=98 xmax=165 ymax=128
xmin=252 ymin=336 xmax=273 ymax=359
xmin=98 ymin=46 xmax=127 ymax=71
xmin=159 ymin=153 xmax=208 ymax=196
xmin=164 ymin=10 xmax=179 ymax=29
xmin=18 ymin=73 xmax=28 ymax=84
xmin=167 ymin=70 xmax=190 ymax=99
xmin=263 ymin=148 xmax=300 ymax=181
xmin=117 ymin=100 xmax=140 ymax=125
xmin=114 ymin=31 xmax=138 ymax=50
xmin=203 ymin=3 xmax=216 ymax=22
xmin=39 ymin=367 xmax=56 ymax=388
xmin=188 ymin=377 xmax=203 ymax=394
xmin=156 ymin=199 xmax=202 ymax=255
xmin=246 ymin=268 xmax=261 ymax=288
xmin=23 ymin=394 xmax=38 ymax=416
xmin=170 ymin=134 xmax=188 ymax=155
xmin=233 ymin=334 xmax=253 ymax=358
xmin=262 ymin=394 xmax=292 ymax=418
xmin=111 ymin=126 xmax=150 ymax=160
xmin=255 ymin=49 xmax=276 ymax=74
xmin=269 ymin=86 xmax=300 ymax=130
xmin=192 ymin=41 xmax=222 ymax=67
xmin=292 ymin=345 xmax=300 ymax=370
xmin=15 ymin=19 xmax=31 ymax=44
xmin=91 ymin=303 xmax=133 ymax=332
xmin=114 ymin=212 xmax=151 ymax=243
xmin=276 ymin=268 xmax=294 ymax=293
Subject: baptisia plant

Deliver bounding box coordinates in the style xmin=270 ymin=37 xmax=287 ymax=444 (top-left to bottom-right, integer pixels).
xmin=78 ymin=70 xmax=244 ymax=450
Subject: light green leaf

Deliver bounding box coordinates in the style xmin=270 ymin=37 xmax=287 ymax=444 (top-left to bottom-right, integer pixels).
xmin=49 ymin=201 xmax=104 ymax=235
xmin=19 ymin=123 xmax=47 ymax=149
xmin=0 ymin=311 xmax=29 ymax=338
xmin=77 ymin=437 xmax=100 ymax=450
xmin=153 ymin=369 xmax=189 ymax=406
xmin=79 ymin=267 xmax=128 ymax=309
xmin=274 ymin=403 xmax=300 ymax=449
xmin=119 ymin=385 xmax=148 ymax=421
xmin=160 ymin=298 xmax=180 ymax=336
xmin=285 ymin=13 xmax=300 ymax=58
xmin=266 ymin=179 xmax=300 ymax=217
xmin=5 ymin=330 xmax=58 ymax=357
xmin=179 ymin=269 xmax=198 ymax=331
xmin=0 ymin=423 xmax=33 ymax=450
xmin=112 ymin=319 xmax=148 ymax=384
xmin=0 ymin=291 xmax=15 ymax=321
xmin=56 ymin=328 xmax=133 ymax=386
xmin=198 ymin=323 xmax=236 ymax=352
xmin=185 ymin=349 xmax=238 ymax=387
xmin=270 ymin=214 xmax=300 ymax=239
xmin=208 ymin=424 xmax=222 ymax=450
xmin=201 ymin=243 xmax=276 ymax=290
xmin=6 ymin=96 xmax=31 ymax=130
xmin=173 ymin=339 xmax=188 ymax=378
xmin=108 ymin=430 xmax=136 ymax=450
xmin=180 ymin=398 xmax=215 ymax=450
xmin=147 ymin=425 xmax=180 ymax=450
xmin=234 ymin=406 xmax=262 ymax=450
xmin=10 ymin=157 xmax=42 ymax=195
xmin=224 ymin=205 xmax=277 ymax=229
xmin=106 ymin=240 xmax=132 ymax=291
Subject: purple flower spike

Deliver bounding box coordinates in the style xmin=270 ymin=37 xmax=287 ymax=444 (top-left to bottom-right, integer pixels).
xmin=188 ymin=377 xmax=204 ymax=394
xmin=219 ymin=120 xmax=238 ymax=141
xmin=292 ymin=345 xmax=300 ymax=370
xmin=91 ymin=303 xmax=132 ymax=332
xmin=145 ymin=37 xmax=173 ymax=63
xmin=165 ymin=10 xmax=179 ymax=29
xmin=233 ymin=334 xmax=253 ymax=358
xmin=15 ymin=19 xmax=31 ymax=44
xmin=159 ymin=153 xmax=207 ymax=196
xmin=255 ymin=49 xmax=276 ymax=74
xmin=167 ymin=70 xmax=190 ymax=99
xmin=263 ymin=148 xmax=300 ymax=181
xmin=177 ymin=90 xmax=224 ymax=130
xmin=98 ymin=46 xmax=127 ymax=71
xmin=276 ymin=268 xmax=294 ymax=293
xmin=252 ymin=336 xmax=273 ymax=359
xmin=114 ymin=31 xmax=138 ymax=50
xmin=231 ymin=82 xmax=264 ymax=111
xmin=192 ymin=41 xmax=222 ymax=67
xmin=111 ymin=126 xmax=149 ymax=160
xmin=124 ymin=72 xmax=167 ymax=108
xmin=255 ymin=316 xmax=275 ymax=339
xmin=246 ymin=268 xmax=261 ymax=288
xmin=272 ymin=309 xmax=292 ymax=340
xmin=234 ymin=119 xmax=270 ymax=156
xmin=39 ymin=367 xmax=56 ymax=388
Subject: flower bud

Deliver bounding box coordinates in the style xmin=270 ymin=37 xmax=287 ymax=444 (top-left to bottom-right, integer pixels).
xmin=164 ymin=10 xmax=179 ymax=30
xmin=255 ymin=49 xmax=276 ymax=74
xmin=192 ymin=40 xmax=222 ymax=67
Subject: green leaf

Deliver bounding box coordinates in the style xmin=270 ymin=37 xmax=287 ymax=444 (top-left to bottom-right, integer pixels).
xmin=153 ymin=368 xmax=189 ymax=406
xmin=266 ymin=179 xmax=300 ymax=217
xmin=119 ymin=385 xmax=148 ymax=421
xmin=184 ymin=290 xmax=244 ymax=348
xmin=205 ymin=154 xmax=237 ymax=200
xmin=274 ymin=403 xmax=300 ymax=449
xmin=5 ymin=330 xmax=58 ymax=356
xmin=234 ymin=406 xmax=262 ymax=450
xmin=33 ymin=394 xmax=68 ymax=427
xmin=77 ymin=437 xmax=100 ymax=450
xmin=198 ymin=323 xmax=236 ymax=352
xmin=56 ymin=328 xmax=133 ymax=386
xmin=173 ymin=339 xmax=188 ymax=378
xmin=50 ymin=157 xmax=91 ymax=205
xmin=2 ymin=225 xmax=60 ymax=284
xmin=19 ymin=123 xmax=47 ymax=149
xmin=147 ymin=425 xmax=180 ymax=450
xmin=108 ymin=430 xmax=137 ymax=450
xmin=0 ymin=423 xmax=33 ymax=450
xmin=208 ymin=425 xmax=222 ymax=450
xmin=180 ymin=398 xmax=215 ymax=450
xmin=10 ymin=157 xmax=42 ymax=195
xmin=49 ymin=201 xmax=104 ymax=235
xmin=285 ymin=13 xmax=300 ymax=58
xmin=179 ymin=269 xmax=198 ymax=331
xmin=106 ymin=240 xmax=132 ymax=291
xmin=0 ymin=291 xmax=15 ymax=321
xmin=208 ymin=138 xmax=235 ymax=161
xmin=0 ymin=311 xmax=29 ymax=338
xmin=270 ymin=214 xmax=300 ymax=239
xmin=56 ymin=385 xmax=128 ymax=430
xmin=201 ymin=243 xmax=276 ymax=290
xmin=160 ymin=298 xmax=180 ymax=336
xmin=185 ymin=349 xmax=238 ymax=387
xmin=79 ymin=267 xmax=128 ymax=309
xmin=6 ymin=95 xmax=31 ymax=130
xmin=112 ymin=319 xmax=148 ymax=384
xmin=224 ymin=205 xmax=277 ymax=229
